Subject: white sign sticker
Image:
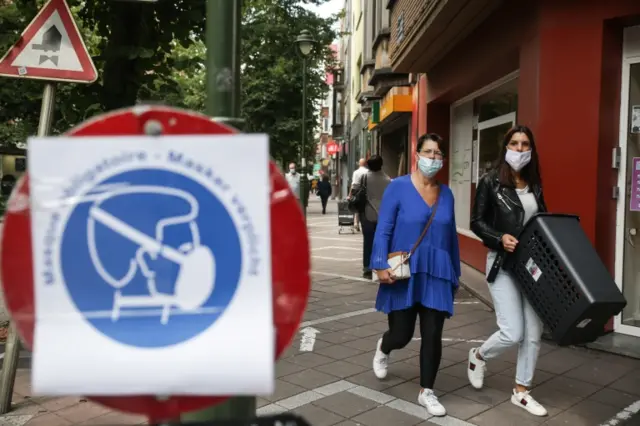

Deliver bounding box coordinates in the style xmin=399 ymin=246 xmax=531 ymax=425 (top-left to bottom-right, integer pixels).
xmin=576 ymin=319 xmax=592 ymax=329
xmin=525 ymin=258 xmax=542 ymax=282
xmin=29 ymin=135 xmax=273 ymax=396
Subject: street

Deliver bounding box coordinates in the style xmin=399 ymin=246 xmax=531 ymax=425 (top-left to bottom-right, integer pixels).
xmin=0 ymin=197 xmax=639 ymax=425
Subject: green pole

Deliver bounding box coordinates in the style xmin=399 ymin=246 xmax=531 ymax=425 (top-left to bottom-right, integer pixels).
xmin=204 ymin=0 xmax=243 ymax=127
xmin=179 ymin=0 xmax=255 ymax=423
xmin=300 ymin=57 xmax=308 ymax=220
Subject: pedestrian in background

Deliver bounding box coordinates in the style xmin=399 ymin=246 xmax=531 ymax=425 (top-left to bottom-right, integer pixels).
xmin=370 ymin=133 xmax=461 ymax=417
xmin=468 ymin=125 xmax=548 ymax=417
xmin=350 ymin=155 xmax=390 ymax=279
xmin=285 ymin=162 xmax=301 ymax=200
xmin=317 ymin=175 xmax=332 ymax=214
xmin=350 ymin=158 xmax=368 ymax=232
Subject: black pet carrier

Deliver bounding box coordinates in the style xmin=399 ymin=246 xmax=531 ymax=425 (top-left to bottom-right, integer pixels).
xmin=505 ymin=213 xmax=626 ymax=346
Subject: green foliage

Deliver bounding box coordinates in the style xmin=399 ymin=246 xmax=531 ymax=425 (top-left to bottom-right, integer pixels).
xmin=0 ymin=0 xmax=336 ymax=163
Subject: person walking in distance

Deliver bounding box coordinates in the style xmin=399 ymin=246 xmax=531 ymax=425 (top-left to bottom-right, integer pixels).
xmin=350 ymin=155 xmax=390 ymax=279
xmin=350 ymin=158 xmax=368 ymax=231
xmin=285 ymin=162 xmax=301 ymax=200
xmin=370 ymin=134 xmax=461 ymax=417
xmin=317 ymin=175 xmax=332 ymax=214
xmin=468 ymin=125 xmax=548 ymax=417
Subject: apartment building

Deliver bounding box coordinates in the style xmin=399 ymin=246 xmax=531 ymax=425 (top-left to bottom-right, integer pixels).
xmin=346 ymin=0 xmax=367 ymax=175
xmin=361 ymin=0 xmax=411 ymax=178
xmin=330 ymin=0 xmax=351 ymax=198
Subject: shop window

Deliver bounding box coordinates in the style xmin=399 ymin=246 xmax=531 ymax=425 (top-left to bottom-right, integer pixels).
xmin=449 ymin=76 xmax=518 ymax=233
xmin=450 ymin=101 xmax=474 ymax=229
xmin=14 ymin=157 xmax=26 ymax=172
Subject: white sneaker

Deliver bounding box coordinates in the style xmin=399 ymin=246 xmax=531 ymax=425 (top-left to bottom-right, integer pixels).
xmin=467 ymin=348 xmax=486 ymax=389
xmin=418 ymin=389 xmax=446 ymax=417
xmin=511 ymin=389 xmax=548 ymax=416
xmin=372 ymin=338 xmax=388 ymax=379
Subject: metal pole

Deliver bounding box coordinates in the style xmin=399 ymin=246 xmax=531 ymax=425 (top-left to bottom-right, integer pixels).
xmin=300 ymin=57 xmax=308 ymax=220
xmin=0 ymin=83 xmax=56 ymax=414
xmin=0 ymin=325 xmax=20 ymax=414
xmin=38 ymin=84 xmax=57 ymax=137
xmin=205 ymin=0 xmax=243 ymax=129
xmin=179 ymin=0 xmax=255 ymax=423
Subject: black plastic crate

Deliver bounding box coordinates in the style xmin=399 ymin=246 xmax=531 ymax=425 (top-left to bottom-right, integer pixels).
xmin=505 ymin=213 xmax=626 ymax=346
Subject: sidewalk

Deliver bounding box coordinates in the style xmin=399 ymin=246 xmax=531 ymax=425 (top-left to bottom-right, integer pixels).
xmin=0 ymin=198 xmax=638 ymax=425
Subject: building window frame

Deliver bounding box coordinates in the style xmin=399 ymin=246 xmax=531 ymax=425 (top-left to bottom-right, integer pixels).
xmin=449 ymin=70 xmax=519 ymax=241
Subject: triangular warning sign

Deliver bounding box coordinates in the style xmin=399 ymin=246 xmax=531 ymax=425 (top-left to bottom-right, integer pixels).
xmin=0 ymin=0 xmax=97 ymax=83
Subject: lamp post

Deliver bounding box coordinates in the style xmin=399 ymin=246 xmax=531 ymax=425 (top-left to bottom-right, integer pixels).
xmin=295 ymin=29 xmax=315 ymax=220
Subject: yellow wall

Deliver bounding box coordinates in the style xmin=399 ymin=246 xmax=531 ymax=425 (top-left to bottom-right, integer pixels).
xmin=349 ymin=0 xmax=363 ymax=123
xmin=2 ymin=155 xmax=26 ymax=179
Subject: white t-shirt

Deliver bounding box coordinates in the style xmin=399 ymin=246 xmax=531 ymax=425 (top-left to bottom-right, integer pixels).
xmin=516 ymin=186 xmax=539 ymax=224
xmin=286 ymin=172 xmax=300 ymax=198
xmin=352 ymin=166 xmax=367 ymax=186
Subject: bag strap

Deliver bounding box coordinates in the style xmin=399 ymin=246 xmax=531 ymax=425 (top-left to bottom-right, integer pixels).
xmin=407 ymin=186 xmax=440 ymax=258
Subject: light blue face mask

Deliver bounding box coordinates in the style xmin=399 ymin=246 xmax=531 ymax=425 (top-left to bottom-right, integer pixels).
xmin=418 ymin=157 xmax=443 ymax=178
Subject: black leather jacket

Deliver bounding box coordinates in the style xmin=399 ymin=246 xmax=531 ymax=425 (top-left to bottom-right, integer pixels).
xmin=471 ymin=169 xmax=547 ymax=251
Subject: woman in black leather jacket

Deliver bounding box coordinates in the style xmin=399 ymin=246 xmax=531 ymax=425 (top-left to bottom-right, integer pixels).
xmin=467 ymin=125 xmax=549 ymax=417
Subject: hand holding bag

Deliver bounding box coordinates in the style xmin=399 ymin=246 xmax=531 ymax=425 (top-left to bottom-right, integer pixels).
xmin=385 ymin=187 xmax=440 ymax=281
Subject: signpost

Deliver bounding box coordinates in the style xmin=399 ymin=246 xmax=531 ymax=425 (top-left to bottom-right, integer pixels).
xmin=0 ymin=0 xmax=97 ymax=414
xmin=1 ymin=106 xmax=311 ymax=423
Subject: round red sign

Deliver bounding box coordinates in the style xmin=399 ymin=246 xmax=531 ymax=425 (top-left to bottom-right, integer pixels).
xmin=0 ymin=106 xmax=310 ymax=421
xmin=326 ymin=141 xmax=338 ymax=155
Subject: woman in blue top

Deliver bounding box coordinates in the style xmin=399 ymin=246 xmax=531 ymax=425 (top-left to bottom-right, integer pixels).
xmin=370 ymin=133 xmax=461 ymax=417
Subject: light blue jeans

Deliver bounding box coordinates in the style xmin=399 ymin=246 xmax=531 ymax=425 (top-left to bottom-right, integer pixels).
xmin=479 ymin=251 xmax=544 ymax=387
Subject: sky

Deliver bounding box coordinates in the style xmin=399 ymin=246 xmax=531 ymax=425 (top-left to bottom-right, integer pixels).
xmin=304 ymin=0 xmax=343 ymax=18
xmin=303 ymin=0 xmax=343 ymax=42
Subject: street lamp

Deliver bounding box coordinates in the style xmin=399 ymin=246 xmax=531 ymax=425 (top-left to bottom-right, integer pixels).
xmin=296 ymin=29 xmax=316 ymax=220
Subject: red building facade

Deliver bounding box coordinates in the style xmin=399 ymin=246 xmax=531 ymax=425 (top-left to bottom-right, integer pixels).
xmin=396 ymin=0 xmax=640 ymax=338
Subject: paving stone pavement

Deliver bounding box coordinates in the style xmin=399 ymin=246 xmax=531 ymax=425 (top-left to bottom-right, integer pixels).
xmin=0 ymin=198 xmax=639 ymax=425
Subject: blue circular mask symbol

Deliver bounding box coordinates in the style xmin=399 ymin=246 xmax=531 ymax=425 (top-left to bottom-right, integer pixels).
xmin=59 ymin=168 xmax=243 ymax=348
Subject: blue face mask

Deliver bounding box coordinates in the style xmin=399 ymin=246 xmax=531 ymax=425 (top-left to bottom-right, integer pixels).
xmin=418 ymin=157 xmax=443 ymax=178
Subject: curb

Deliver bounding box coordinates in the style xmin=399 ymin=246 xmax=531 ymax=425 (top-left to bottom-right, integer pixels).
xmin=458 ymin=279 xmax=494 ymax=312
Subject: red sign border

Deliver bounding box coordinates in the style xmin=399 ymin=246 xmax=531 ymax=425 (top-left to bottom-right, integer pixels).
xmin=0 ymin=106 xmax=311 ymax=421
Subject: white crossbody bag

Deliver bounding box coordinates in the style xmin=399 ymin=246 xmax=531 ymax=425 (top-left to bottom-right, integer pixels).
xmin=385 ymin=188 xmax=440 ymax=281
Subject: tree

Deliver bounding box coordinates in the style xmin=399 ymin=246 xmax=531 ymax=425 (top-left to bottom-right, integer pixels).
xmin=0 ymin=0 xmax=337 ymax=165
xmin=0 ymin=0 xmax=205 ymax=139
xmin=241 ymin=0 xmax=337 ymax=166
xmin=164 ymin=0 xmax=338 ymax=165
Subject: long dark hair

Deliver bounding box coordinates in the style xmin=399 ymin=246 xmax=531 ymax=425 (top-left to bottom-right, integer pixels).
xmin=496 ymin=125 xmax=542 ymax=189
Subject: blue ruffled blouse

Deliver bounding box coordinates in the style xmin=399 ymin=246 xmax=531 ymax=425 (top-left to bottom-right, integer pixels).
xmin=370 ymin=175 xmax=461 ymax=317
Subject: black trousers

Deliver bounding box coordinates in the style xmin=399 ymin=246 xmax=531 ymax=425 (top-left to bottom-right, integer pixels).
xmin=361 ymin=216 xmax=376 ymax=271
xmin=320 ymin=195 xmax=329 ymax=213
xmin=380 ymin=304 xmax=446 ymax=389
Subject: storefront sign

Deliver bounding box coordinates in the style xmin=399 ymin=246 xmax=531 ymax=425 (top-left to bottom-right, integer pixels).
xmin=371 ymin=101 xmax=380 ymax=123
xmin=631 ymin=157 xmax=640 ymax=212
xmin=379 ymin=88 xmax=412 ymax=123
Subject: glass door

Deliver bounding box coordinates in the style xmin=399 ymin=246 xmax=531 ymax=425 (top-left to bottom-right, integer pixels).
xmin=616 ymin=59 xmax=640 ymax=337
xmin=475 ymin=113 xmax=516 ymax=182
